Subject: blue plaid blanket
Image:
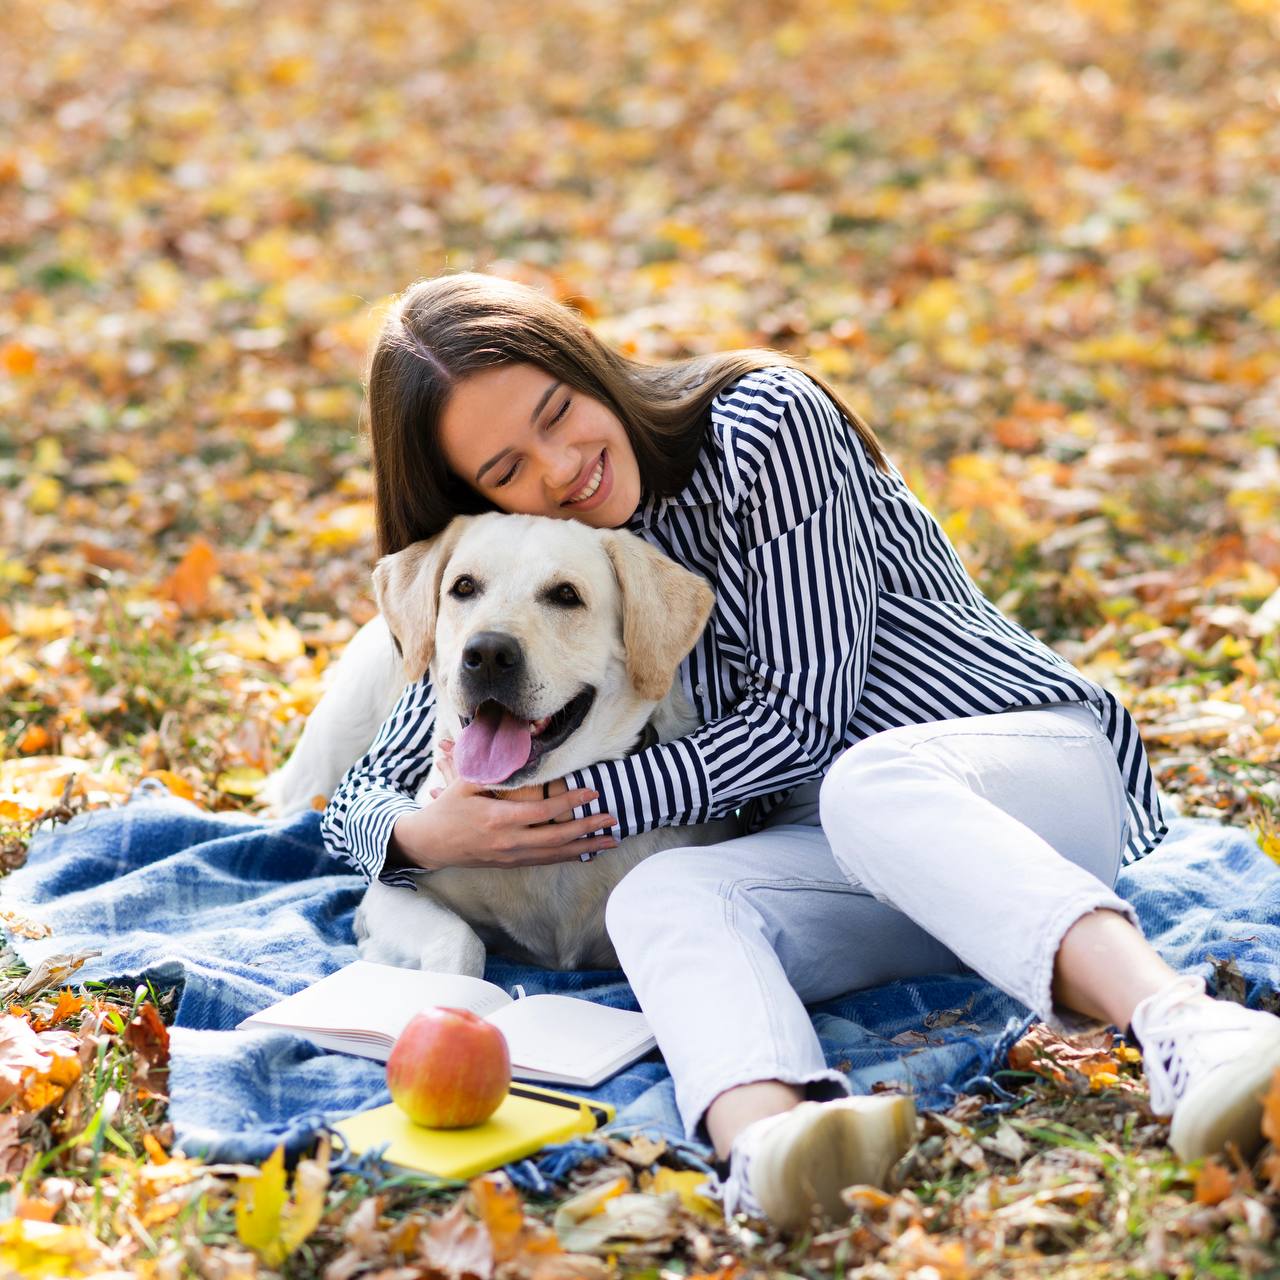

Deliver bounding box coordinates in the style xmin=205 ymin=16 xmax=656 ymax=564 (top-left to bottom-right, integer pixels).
xmin=3 ymin=785 xmax=1278 ymax=1170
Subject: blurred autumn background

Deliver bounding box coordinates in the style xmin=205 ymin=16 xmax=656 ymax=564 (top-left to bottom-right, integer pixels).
xmin=2 ymin=0 xmax=1280 ymax=1272
xmin=3 ymin=0 xmax=1280 ymax=837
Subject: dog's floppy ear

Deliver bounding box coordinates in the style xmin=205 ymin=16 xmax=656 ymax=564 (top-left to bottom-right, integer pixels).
xmin=372 ymin=517 xmax=470 ymax=683
xmin=603 ymin=531 xmax=715 ymax=701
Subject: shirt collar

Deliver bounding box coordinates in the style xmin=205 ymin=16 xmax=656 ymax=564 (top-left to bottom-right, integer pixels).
xmin=624 ymin=440 xmax=719 ymax=532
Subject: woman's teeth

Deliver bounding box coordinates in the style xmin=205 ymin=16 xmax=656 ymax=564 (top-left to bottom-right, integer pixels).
xmin=530 ymin=714 xmax=552 ymax=735
xmin=565 ymin=453 xmax=604 ymax=504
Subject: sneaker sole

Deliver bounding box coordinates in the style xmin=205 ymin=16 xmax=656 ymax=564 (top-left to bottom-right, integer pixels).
xmin=1169 ymin=1023 xmax=1280 ymax=1162
xmin=752 ymin=1095 xmax=918 ymax=1232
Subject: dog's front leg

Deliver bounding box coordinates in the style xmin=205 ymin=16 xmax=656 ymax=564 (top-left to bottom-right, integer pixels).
xmin=355 ymin=878 xmax=487 ymax=977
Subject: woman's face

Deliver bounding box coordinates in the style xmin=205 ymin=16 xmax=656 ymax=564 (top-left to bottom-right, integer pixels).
xmin=437 ymin=362 xmax=643 ymax=528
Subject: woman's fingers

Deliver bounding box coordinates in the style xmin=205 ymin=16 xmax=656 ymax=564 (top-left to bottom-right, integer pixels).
xmin=510 ymin=788 xmax=599 ymax=826
xmin=512 ymin=811 xmax=617 ymax=848
xmin=506 ymin=835 xmax=621 ymax=865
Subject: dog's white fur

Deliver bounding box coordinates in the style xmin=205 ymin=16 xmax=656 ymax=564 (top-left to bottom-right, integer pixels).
xmin=264 ymin=512 xmax=739 ymax=976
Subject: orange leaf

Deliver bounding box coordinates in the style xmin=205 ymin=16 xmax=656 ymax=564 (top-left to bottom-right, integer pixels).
xmin=139 ymin=770 xmax=196 ymax=803
xmin=1 ymin=343 xmax=36 ymax=376
xmin=1194 ymin=1159 xmax=1234 ymax=1206
xmin=16 ymin=1197 xmax=57 ymax=1222
xmin=470 ymin=1174 xmax=525 ymax=1262
xmin=160 ymin=538 xmax=218 ymax=615
xmin=1261 ymin=1067 xmax=1280 ymax=1148
xmin=32 ymin=989 xmax=84 ymax=1031
xmin=16 ymin=725 xmax=51 ymax=755
xmin=124 ymin=1003 xmax=170 ymax=1068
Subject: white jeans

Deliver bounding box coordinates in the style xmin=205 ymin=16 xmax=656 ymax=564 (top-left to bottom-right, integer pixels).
xmin=604 ymin=703 xmax=1139 ymax=1139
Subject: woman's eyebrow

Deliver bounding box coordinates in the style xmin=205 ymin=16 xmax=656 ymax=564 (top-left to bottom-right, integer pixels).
xmin=474 ymin=380 xmax=563 ymax=484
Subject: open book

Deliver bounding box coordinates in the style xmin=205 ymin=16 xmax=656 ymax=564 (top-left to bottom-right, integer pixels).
xmin=238 ymin=960 xmax=656 ymax=1089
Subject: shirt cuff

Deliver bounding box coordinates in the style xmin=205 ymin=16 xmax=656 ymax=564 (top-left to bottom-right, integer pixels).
xmin=563 ymin=734 xmax=710 ymax=839
xmin=344 ymin=788 xmax=422 ymax=884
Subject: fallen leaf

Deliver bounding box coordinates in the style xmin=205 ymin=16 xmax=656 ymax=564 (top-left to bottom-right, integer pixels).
xmin=1261 ymin=1067 xmax=1280 ymax=1148
xmin=216 ymin=766 xmax=267 ymax=797
xmin=235 ymin=1139 xmax=330 ymax=1267
xmin=160 ymin=538 xmax=218 ymax=615
xmin=124 ymin=1002 xmax=170 ymax=1070
xmin=138 ymin=770 xmax=197 ymax=802
xmin=0 ymin=1015 xmax=80 ymax=1108
xmin=1194 ymin=1159 xmax=1235 ymax=1206
xmin=419 ymin=1200 xmax=493 ymax=1280
xmin=31 ymin=989 xmax=84 ymax=1031
xmin=0 ymin=1218 xmax=104 ymax=1277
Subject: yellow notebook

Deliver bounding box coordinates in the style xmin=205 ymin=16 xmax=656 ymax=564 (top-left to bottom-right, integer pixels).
xmin=334 ymin=1084 xmax=615 ymax=1180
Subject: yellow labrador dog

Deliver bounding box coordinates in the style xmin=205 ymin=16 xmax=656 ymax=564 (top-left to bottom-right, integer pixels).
xmin=265 ymin=512 xmax=739 ymax=976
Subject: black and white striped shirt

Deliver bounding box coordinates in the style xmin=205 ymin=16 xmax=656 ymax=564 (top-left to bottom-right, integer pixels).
xmin=321 ymin=366 xmax=1166 ymax=883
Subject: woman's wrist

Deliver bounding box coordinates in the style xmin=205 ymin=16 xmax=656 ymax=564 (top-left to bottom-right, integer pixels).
xmin=389 ymin=808 xmax=442 ymax=872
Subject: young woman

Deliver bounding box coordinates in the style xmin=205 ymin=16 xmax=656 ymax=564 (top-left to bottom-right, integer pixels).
xmin=321 ymin=271 xmax=1280 ymax=1229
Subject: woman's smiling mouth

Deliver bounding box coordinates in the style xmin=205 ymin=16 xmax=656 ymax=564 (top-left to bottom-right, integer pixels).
xmin=561 ymin=449 xmax=611 ymax=510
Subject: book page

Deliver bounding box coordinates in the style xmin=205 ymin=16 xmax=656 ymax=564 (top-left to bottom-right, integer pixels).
xmin=240 ymin=960 xmax=512 ymax=1041
xmin=488 ymin=995 xmax=654 ymax=1086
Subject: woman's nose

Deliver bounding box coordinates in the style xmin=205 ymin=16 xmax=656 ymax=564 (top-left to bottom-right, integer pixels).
xmin=543 ymin=446 xmax=582 ymax=495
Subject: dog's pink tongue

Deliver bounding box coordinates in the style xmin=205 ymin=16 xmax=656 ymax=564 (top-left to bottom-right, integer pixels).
xmin=455 ymin=703 xmax=533 ymax=784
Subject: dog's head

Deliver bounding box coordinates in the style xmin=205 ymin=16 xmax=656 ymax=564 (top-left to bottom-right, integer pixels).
xmin=372 ymin=513 xmax=714 ymax=787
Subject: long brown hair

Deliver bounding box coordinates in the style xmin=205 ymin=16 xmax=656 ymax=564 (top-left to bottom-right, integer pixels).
xmin=365 ymin=272 xmax=888 ymax=558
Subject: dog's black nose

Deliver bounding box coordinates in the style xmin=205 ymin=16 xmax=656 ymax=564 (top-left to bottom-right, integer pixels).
xmin=461 ymin=631 xmax=523 ymax=684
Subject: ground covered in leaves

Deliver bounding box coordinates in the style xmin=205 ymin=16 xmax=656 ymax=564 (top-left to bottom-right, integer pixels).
xmin=2 ymin=0 xmax=1280 ymax=1273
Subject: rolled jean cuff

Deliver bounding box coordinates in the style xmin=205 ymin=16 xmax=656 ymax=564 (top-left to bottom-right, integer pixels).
xmin=681 ymin=1063 xmax=853 ymax=1144
xmin=1032 ymin=890 xmax=1141 ymax=1035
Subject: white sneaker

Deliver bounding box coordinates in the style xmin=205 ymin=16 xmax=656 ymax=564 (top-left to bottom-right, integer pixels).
xmin=1130 ymin=972 xmax=1280 ymax=1161
xmin=715 ymin=1094 xmax=918 ymax=1231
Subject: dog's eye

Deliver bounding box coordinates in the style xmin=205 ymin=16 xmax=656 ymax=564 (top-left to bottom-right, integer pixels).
xmin=449 ymin=576 xmax=476 ymax=598
xmin=550 ymin=582 xmax=583 ymax=607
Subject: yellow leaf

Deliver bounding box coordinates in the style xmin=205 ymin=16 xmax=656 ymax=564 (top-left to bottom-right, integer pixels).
xmin=1256 ymin=292 xmax=1280 ymax=329
xmin=33 ymin=438 xmax=64 ymax=474
xmin=901 ymin=279 xmax=967 ymax=340
xmin=28 ymin=476 xmax=62 ymax=514
xmin=309 ymin=501 xmax=374 ymax=551
xmin=216 ymin=767 xmax=266 ymax=798
xmin=104 ymin=455 xmax=140 ymax=485
xmin=236 ymin=1145 xmax=288 ymax=1263
xmin=12 ymin=604 xmax=73 ymax=638
xmin=235 ymin=1140 xmax=330 ymax=1267
xmin=0 ymin=1218 xmax=103 ymax=1277
xmin=0 ymin=559 xmax=34 ymax=585
xmin=0 ymin=756 xmax=130 ymax=814
xmin=304 ymin=387 xmax=356 ymax=419
xmin=647 ymin=1168 xmax=720 ymax=1221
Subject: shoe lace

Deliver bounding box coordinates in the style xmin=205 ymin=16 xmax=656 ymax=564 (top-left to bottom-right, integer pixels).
xmin=705 ymin=1150 xmax=761 ymax=1222
xmin=1132 ymin=974 xmax=1230 ymax=1116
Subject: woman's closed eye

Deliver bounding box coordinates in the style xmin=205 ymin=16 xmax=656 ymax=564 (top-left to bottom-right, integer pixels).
xmin=494 ymin=395 xmax=572 ymax=488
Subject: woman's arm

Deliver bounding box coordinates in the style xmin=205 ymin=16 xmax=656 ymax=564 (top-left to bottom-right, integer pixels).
xmin=562 ymin=369 xmax=880 ymax=838
xmin=320 ymin=676 xmax=440 ymax=885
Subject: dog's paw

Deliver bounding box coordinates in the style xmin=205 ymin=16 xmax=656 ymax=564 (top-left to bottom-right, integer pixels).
xmin=356 ymin=931 xmax=426 ymax=971
xmin=416 ymin=929 xmax=487 ymax=979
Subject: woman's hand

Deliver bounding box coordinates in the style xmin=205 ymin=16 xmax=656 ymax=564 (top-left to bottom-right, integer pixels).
xmin=389 ymin=741 xmax=617 ymax=871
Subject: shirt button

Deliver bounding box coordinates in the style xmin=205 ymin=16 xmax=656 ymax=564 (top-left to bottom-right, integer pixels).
xmin=695 ymin=683 xmax=706 ymax=695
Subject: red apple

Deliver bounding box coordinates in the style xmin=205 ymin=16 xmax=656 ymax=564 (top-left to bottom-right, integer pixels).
xmin=386 ymin=1007 xmax=511 ymax=1128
